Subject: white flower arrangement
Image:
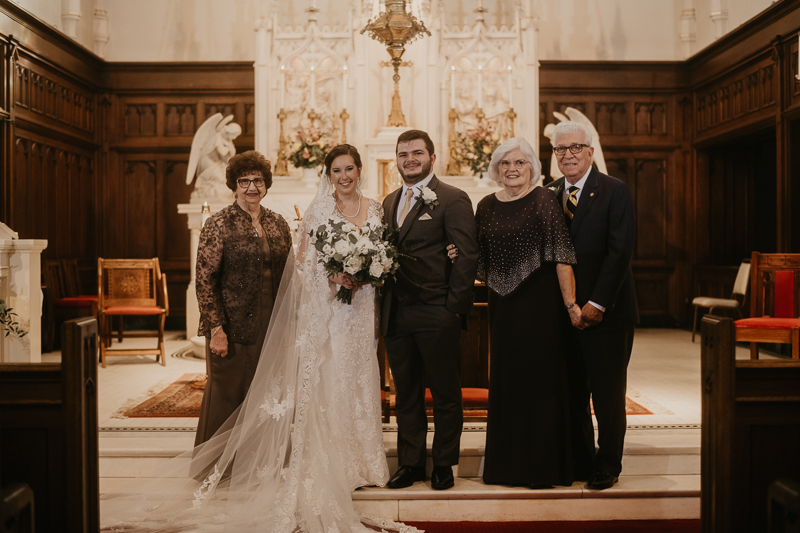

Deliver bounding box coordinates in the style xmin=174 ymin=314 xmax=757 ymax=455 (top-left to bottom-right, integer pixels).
xmin=418 ymin=186 xmax=439 ymax=209
xmin=309 ymin=216 xmax=402 ymax=304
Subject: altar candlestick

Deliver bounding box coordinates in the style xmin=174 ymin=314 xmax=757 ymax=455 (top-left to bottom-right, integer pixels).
xmin=450 ymin=66 xmax=456 ymax=108
xmin=280 ymin=65 xmax=286 ymax=109
xmin=201 ymin=202 xmax=211 ymax=228
xmin=477 ymin=65 xmax=483 ymax=110
xmin=310 ymin=66 xmax=316 ymax=110
xmin=507 ymin=65 xmax=513 ymax=108
xmin=342 ymin=65 xmax=348 ymax=109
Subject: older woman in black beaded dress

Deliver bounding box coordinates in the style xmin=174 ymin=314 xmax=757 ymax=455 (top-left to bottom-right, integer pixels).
xmin=474 ymin=138 xmax=584 ymax=488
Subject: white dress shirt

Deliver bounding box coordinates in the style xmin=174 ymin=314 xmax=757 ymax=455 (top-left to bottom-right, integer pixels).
xmin=396 ymin=172 xmax=435 ymax=225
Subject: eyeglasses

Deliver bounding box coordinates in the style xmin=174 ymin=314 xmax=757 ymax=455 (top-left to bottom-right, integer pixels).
xmin=237 ymin=177 xmax=266 ymax=189
xmin=554 ymin=144 xmax=589 ymax=156
xmin=499 ymin=160 xmax=530 ymax=170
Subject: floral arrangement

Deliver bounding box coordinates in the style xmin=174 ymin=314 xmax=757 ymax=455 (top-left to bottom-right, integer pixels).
xmin=309 ymin=217 xmax=401 ymax=305
xmin=288 ymin=125 xmax=332 ymax=169
xmin=454 ymin=121 xmax=501 ymax=178
xmin=0 ymin=299 xmax=27 ymax=338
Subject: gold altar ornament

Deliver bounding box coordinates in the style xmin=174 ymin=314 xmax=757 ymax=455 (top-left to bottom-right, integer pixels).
xmin=361 ymin=0 xmax=431 ymax=127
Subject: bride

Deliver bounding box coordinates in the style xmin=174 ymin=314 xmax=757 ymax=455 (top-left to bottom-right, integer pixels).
xmin=101 ymin=145 xmax=421 ymax=533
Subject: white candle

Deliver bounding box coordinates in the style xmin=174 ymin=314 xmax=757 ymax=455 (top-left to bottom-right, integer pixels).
xmin=507 ymin=65 xmax=513 ymax=109
xmin=477 ymin=65 xmax=483 ymax=110
xmin=201 ymin=202 xmax=211 ymax=228
xmin=280 ymin=65 xmax=285 ymax=109
xmin=342 ymin=65 xmax=348 ymax=109
xmin=450 ymin=66 xmax=456 ymax=109
xmin=310 ymin=66 xmax=316 ymax=110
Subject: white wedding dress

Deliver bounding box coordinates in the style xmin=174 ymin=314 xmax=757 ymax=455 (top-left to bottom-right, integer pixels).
xmin=101 ymin=182 xmax=419 ymax=533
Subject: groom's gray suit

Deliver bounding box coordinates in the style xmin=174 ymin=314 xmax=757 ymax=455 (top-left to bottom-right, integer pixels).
xmin=381 ymin=175 xmax=479 ymax=468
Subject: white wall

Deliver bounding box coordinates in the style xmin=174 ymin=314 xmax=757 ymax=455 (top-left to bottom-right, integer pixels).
xmin=9 ymin=0 xmax=780 ymax=62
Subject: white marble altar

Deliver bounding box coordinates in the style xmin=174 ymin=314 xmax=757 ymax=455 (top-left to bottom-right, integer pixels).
xmin=0 ymin=225 xmax=47 ymax=363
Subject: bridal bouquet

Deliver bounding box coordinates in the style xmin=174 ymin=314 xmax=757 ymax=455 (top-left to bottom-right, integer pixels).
xmin=454 ymin=120 xmax=501 ymax=178
xmin=288 ymin=125 xmax=332 ymax=169
xmin=309 ymin=216 xmax=401 ymax=304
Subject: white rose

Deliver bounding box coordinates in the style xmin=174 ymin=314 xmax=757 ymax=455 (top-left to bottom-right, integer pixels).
xmin=382 ymin=256 xmax=394 ymax=270
xmin=420 ymin=187 xmax=436 ymax=202
xmin=322 ymin=244 xmax=335 ymax=257
xmin=334 ymin=239 xmax=351 ymax=256
xmin=344 ymin=256 xmax=362 ymax=275
xmin=355 ymin=237 xmax=374 ymax=254
xmin=342 ymin=222 xmax=357 ymax=233
xmin=369 ymin=260 xmax=384 ymax=278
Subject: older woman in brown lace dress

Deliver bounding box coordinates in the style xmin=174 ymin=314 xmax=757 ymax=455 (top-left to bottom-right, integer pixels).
xmin=194 ymin=150 xmax=293 ymax=445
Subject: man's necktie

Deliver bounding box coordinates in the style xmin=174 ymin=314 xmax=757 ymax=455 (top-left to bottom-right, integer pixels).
xmin=398 ymin=188 xmax=415 ymax=226
xmin=565 ymin=185 xmax=579 ymax=224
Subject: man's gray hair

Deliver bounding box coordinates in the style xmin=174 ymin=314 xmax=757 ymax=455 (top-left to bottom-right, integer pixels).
xmin=486 ymin=137 xmax=542 ymax=185
xmin=552 ymin=121 xmax=592 ymax=147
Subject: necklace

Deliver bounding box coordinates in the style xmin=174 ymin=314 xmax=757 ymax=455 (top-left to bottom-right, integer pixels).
xmin=335 ymin=192 xmax=362 ymax=218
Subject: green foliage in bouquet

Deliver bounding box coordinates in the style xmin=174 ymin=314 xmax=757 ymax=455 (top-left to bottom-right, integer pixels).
xmin=309 ymin=218 xmax=402 ymax=304
xmin=0 ymin=299 xmax=27 ymax=338
xmin=288 ymin=125 xmax=332 ymax=169
xmin=453 ymin=121 xmax=501 ymax=178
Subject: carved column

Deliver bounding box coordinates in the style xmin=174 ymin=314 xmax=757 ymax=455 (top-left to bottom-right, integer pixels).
xmin=61 ymin=0 xmax=82 ymax=39
xmin=93 ymin=0 xmax=110 ymax=58
xmin=680 ymin=0 xmax=696 ymax=59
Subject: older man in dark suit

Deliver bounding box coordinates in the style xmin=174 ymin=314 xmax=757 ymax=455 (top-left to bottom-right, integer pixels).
xmin=381 ymin=129 xmax=479 ymax=491
xmin=547 ymin=121 xmax=639 ymax=491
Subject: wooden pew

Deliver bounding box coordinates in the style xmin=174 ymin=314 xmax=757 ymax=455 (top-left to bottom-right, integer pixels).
xmin=701 ymin=315 xmax=800 ymax=533
xmin=0 ymin=317 xmax=99 ymax=533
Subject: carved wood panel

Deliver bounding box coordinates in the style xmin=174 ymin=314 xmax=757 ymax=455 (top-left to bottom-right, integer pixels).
xmin=124 ymin=104 xmax=157 ymax=136
xmin=595 ymin=103 xmax=627 ymax=135
xmin=695 ymin=58 xmax=776 ymax=136
xmin=165 ymin=104 xmax=196 ymax=136
xmin=13 ymin=59 xmax=95 ymax=135
xmin=11 ymin=136 xmax=96 ymax=262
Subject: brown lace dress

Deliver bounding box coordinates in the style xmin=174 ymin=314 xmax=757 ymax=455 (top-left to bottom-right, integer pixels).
xmin=194 ymin=202 xmax=292 ymax=445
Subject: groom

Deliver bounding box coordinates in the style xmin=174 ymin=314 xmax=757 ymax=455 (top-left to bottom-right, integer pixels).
xmin=381 ymin=129 xmax=479 ymax=490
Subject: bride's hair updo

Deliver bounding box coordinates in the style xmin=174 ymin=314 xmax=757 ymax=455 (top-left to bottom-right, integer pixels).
xmin=324 ymin=144 xmax=363 ymax=176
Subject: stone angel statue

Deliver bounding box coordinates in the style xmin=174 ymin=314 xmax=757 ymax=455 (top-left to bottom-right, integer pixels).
xmin=544 ymin=107 xmax=607 ymax=180
xmin=186 ymin=113 xmax=242 ymax=202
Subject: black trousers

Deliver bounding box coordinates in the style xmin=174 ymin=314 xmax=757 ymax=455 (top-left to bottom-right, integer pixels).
xmin=566 ymin=325 xmax=634 ymax=477
xmin=384 ymin=301 xmax=463 ymax=467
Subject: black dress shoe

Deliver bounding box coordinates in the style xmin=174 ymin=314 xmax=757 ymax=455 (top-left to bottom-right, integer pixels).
xmin=586 ymin=471 xmax=618 ymax=490
xmin=431 ymin=465 xmax=455 ymax=490
xmin=387 ymin=466 xmax=426 ymax=489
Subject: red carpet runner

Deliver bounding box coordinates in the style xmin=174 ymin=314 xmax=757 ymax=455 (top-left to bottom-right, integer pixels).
xmin=405 ymin=521 xmax=700 ymax=532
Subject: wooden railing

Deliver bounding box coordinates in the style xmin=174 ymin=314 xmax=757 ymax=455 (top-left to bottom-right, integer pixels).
xmin=0 ymin=317 xmax=99 ymax=533
xmin=701 ymin=315 xmax=800 ymax=533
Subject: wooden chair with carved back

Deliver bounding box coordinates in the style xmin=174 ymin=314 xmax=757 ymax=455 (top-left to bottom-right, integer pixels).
xmin=97 ymin=258 xmax=169 ymax=367
xmin=734 ymin=252 xmax=800 ymax=359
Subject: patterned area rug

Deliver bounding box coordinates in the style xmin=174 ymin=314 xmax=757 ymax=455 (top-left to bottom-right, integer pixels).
xmin=406 ymin=521 xmax=699 ymax=532
xmin=124 ymin=373 xmax=205 ymax=418
xmin=124 ymin=374 xmax=653 ymax=418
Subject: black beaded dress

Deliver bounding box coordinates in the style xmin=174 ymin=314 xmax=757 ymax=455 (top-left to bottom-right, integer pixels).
xmin=476 ymin=186 xmax=577 ymax=487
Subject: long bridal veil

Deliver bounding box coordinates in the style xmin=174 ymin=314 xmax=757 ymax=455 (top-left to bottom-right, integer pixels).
xmin=101 ymin=175 xmax=418 ymax=533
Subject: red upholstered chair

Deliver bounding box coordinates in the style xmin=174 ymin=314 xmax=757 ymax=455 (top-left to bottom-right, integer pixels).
xmin=42 ymin=260 xmax=96 ymax=351
xmin=734 ymin=252 xmax=800 ymax=360
xmin=97 ymin=258 xmax=169 ymax=367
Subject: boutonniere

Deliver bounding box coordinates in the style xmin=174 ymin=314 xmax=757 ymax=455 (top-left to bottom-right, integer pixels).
xmin=417 ymin=186 xmax=439 ymax=210
xmin=547 ymin=185 xmax=558 ymax=193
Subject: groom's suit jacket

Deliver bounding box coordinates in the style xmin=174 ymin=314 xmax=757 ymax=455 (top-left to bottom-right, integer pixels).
xmin=381 ymin=175 xmax=479 ymax=336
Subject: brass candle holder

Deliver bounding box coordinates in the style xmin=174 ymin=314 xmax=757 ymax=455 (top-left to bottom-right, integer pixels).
xmin=274 ymin=108 xmax=289 ymax=176
xmin=340 ymin=109 xmax=350 ymax=144
xmin=445 ymin=108 xmax=461 ymax=176
xmin=507 ymin=108 xmax=517 ymax=137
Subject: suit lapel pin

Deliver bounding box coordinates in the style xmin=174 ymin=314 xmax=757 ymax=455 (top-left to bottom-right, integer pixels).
xmin=590 ymin=192 xmax=595 ymax=197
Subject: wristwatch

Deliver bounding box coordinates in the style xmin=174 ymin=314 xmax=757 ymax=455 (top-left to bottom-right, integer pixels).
xmin=565 ymin=302 xmax=577 ymax=310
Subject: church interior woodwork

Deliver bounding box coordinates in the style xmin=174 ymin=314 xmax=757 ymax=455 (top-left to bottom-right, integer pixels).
xmin=2 ymin=0 xmax=799 ymax=328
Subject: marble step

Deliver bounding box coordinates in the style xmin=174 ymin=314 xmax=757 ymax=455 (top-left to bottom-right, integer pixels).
xmin=98 ymin=428 xmax=700 ymax=479
xmin=99 ymin=474 xmax=700 ymax=521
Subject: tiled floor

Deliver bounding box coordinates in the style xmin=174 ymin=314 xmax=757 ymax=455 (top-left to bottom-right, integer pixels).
xmin=39 ymin=327 xmax=759 ymax=432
